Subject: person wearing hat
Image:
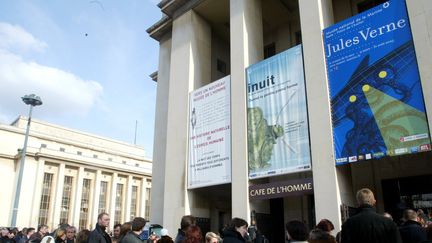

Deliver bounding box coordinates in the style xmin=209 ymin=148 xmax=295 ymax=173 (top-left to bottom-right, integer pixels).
xmin=158 ymin=229 xmax=173 ymax=243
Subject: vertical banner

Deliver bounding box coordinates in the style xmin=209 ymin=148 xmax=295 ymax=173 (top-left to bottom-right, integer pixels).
xmin=323 ymin=0 xmax=431 ymax=165
xmin=247 ymin=45 xmax=311 ymax=179
xmin=188 ymin=76 xmax=231 ymax=188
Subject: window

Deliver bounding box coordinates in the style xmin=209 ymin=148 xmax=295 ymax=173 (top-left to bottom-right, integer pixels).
xmin=41 ymin=144 xmax=47 ymax=148
xmin=216 ymin=59 xmax=227 ymax=75
xmin=98 ymin=181 xmax=108 ymax=214
xmin=114 ymin=184 xmax=124 ymax=225
xmin=108 ymin=158 xmax=113 ymax=161
xmin=77 ymin=151 xmax=82 ymax=155
xmin=264 ymin=43 xmax=276 ymax=59
xmin=357 ymin=0 xmax=387 ymax=13
xmin=130 ymin=186 xmax=138 ymax=220
xmin=38 ymin=173 xmax=54 ymax=225
xmin=79 ymin=179 xmax=91 ymax=230
xmin=60 ymin=176 xmax=73 ymax=224
xmin=145 ymin=188 xmax=151 ymax=220
xmin=93 ymin=154 xmax=98 ymax=158
xmin=60 ymin=147 xmax=65 ymax=152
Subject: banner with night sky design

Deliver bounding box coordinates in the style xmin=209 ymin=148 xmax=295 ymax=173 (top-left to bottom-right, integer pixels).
xmin=323 ymin=0 xmax=431 ymax=165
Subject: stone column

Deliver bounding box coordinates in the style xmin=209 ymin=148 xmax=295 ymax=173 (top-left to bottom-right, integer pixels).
xmin=162 ymin=9 xmax=211 ymax=233
xmin=72 ymin=167 xmax=84 ymax=228
xmin=53 ymin=163 xmax=66 ymax=225
xmin=30 ymin=159 xmax=46 ymax=227
xmin=140 ymin=179 xmax=147 ymax=219
xmin=109 ymin=173 xmax=118 ymax=223
xmin=229 ymin=0 xmax=263 ymax=221
xmin=125 ymin=175 xmax=133 ymax=221
xmin=150 ymin=34 xmax=171 ymax=225
xmin=91 ymin=170 xmax=102 ymax=227
xmin=299 ymin=0 xmax=343 ymax=230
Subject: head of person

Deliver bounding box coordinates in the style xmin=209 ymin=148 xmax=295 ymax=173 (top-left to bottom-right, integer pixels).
xmin=205 ymin=232 xmax=221 ymax=243
xmin=356 ymin=188 xmax=376 ymax=206
xmin=382 ymin=212 xmax=393 ymax=220
xmin=76 ymin=229 xmax=90 ymax=243
xmin=66 ymin=226 xmax=76 ymax=240
xmin=21 ymin=228 xmax=28 ymax=236
xmin=131 ymin=217 xmax=147 ymax=233
xmin=119 ymin=222 xmax=132 ymax=238
xmin=27 ymin=228 xmax=36 ymax=238
xmin=184 ymin=225 xmax=202 ymax=243
xmin=286 ymin=220 xmax=308 ymax=241
xmin=113 ymin=224 xmax=121 ymax=238
xmin=308 ymin=229 xmax=336 ymax=243
xmin=180 ymin=215 xmax=196 ymax=231
xmin=55 ymin=229 xmax=67 ymax=241
xmin=228 ymin=217 xmax=248 ymax=238
xmin=0 ymin=227 xmax=8 ymax=237
xmin=316 ymin=219 xmax=335 ymax=233
xmin=38 ymin=225 xmax=49 ymax=236
xmin=98 ymin=212 xmax=110 ymax=228
xmin=8 ymin=229 xmax=17 ymax=239
xmin=403 ymin=209 xmax=418 ymax=222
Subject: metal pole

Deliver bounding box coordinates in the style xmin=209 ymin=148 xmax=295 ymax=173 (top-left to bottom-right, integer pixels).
xmin=11 ymin=105 xmax=33 ymax=226
xmin=134 ymin=120 xmax=138 ymax=145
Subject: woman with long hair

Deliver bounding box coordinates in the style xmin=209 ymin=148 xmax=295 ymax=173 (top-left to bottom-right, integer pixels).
xmin=182 ymin=225 xmax=203 ymax=243
xmin=222 ymin=218 xmax=249 ymax=243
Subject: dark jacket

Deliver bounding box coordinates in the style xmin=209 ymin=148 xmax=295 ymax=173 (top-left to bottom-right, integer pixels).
xmin=173 ymin=230 xmax=184 ymax=243
xmin=222 ymin=229 xmax=245 ymax=243
xmin=119 ymin=232 xmax=142 ymax=243
xmin=88 ymin=224 xmax=112 ymax=243
xmin=399 ymin=220 xmax=427 ymax=243
xmin=341 ymin=204 xmax=402 ymax=243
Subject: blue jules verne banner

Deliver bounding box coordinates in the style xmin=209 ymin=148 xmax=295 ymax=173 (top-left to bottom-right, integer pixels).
xmin=247 ymin=45 xmax=311 ymax=179
xmin=323 ymin=0 xmax=431 ymax=165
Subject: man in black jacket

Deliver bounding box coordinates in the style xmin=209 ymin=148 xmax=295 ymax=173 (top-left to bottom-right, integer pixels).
xmin=88 ymin=212 xmax=112 ymax=243
xmin=341 ymin=188 xmax=402 ymax=243
xmin=399 ymin=209 xmax=427 ymax=243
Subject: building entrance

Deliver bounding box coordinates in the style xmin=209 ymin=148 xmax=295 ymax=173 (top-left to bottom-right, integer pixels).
xmin=382 ymin=174 xmax=432 ymax=224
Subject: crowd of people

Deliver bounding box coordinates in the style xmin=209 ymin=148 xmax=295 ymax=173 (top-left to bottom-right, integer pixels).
xmin=2 ymin=188 xmax=432 ymax=243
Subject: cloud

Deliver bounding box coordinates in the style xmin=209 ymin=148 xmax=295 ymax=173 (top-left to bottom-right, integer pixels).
xmin=0 ymin=22 xmax=103 ymax=123
xmin=0 ymin=22 xmax=47 ymax=53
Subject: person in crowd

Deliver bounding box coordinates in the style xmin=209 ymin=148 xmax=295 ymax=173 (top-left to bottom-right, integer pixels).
xmin=19 ymin=227 xmax=35 ymax=243
xmin=111 ymin=224 xmax=121 ymax=243
xmin=118 ymin=222 xmax=132 ymax=243
xmin=341 ymin=188 xmax=402 ymax=243
xmin=316 ymin=219 xmax=335 ymax=234
xmin=121 ymin=217 xmax=147 ymax=243
xmin=308 ymin=229 xmax=336 ymax=243
xmin=285 ymin=220 xmax=308 ymax=243
xmin=174 ymin=215 xmax=196 ymax=243
xmin=54 ymin=229 xmax=67 ymax=243
xmin=182 ymin=225 xmax=203 ymax=243
xmin=383 ymin=212 xmax=394 ymax=220
xmin=148 ymin=232 xmax=158 ymax=243
xmin=88 ymin=212 xmax=112 ymax=243
xmin=29 ymin=225 xmax=49 ymax=243
xmin=15 ymin=228 xmax=27 ymax=243
xmin=65 ymin=226 xmax=76 ymax=243
xmin=75 ymin=230 xmax=90 ymax=243
xmin=399 ymin=209 xmax=427 ymax=243
xmin=205 ymin=232 xmax=221 ymax=243
xmin=222 ymin=217 xmax=249 ymax=243
xmin=157 ymin=229 xmax=173 ymax=243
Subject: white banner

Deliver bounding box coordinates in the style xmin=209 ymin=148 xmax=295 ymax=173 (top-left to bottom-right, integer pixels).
xmin=188 ymin=76 xmax=231 ymax=188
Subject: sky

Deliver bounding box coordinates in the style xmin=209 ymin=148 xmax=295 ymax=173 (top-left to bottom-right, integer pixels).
xmin=0 ymin=0 xmax=162 ymax=159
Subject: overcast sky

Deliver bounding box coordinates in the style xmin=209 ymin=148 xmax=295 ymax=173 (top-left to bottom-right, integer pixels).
xmin=0 ymin=0 xmax=161 ymax=158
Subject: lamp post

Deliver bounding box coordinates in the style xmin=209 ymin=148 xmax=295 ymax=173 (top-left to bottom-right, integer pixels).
xmin=11 ymin=94 xmax=43 ymax=227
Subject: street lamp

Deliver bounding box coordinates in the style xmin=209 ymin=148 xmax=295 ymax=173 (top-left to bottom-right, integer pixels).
xmin=11 ymin=94 xmax=43 ymax=227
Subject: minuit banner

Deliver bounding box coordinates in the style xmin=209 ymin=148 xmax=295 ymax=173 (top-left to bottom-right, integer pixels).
xmin=188 ymin=76 xmax=231 ymax=188
xmin=323 ymin=0 xmax=431 ymax=165
xmin=246 ymin=45 xmax=311 ymax=179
